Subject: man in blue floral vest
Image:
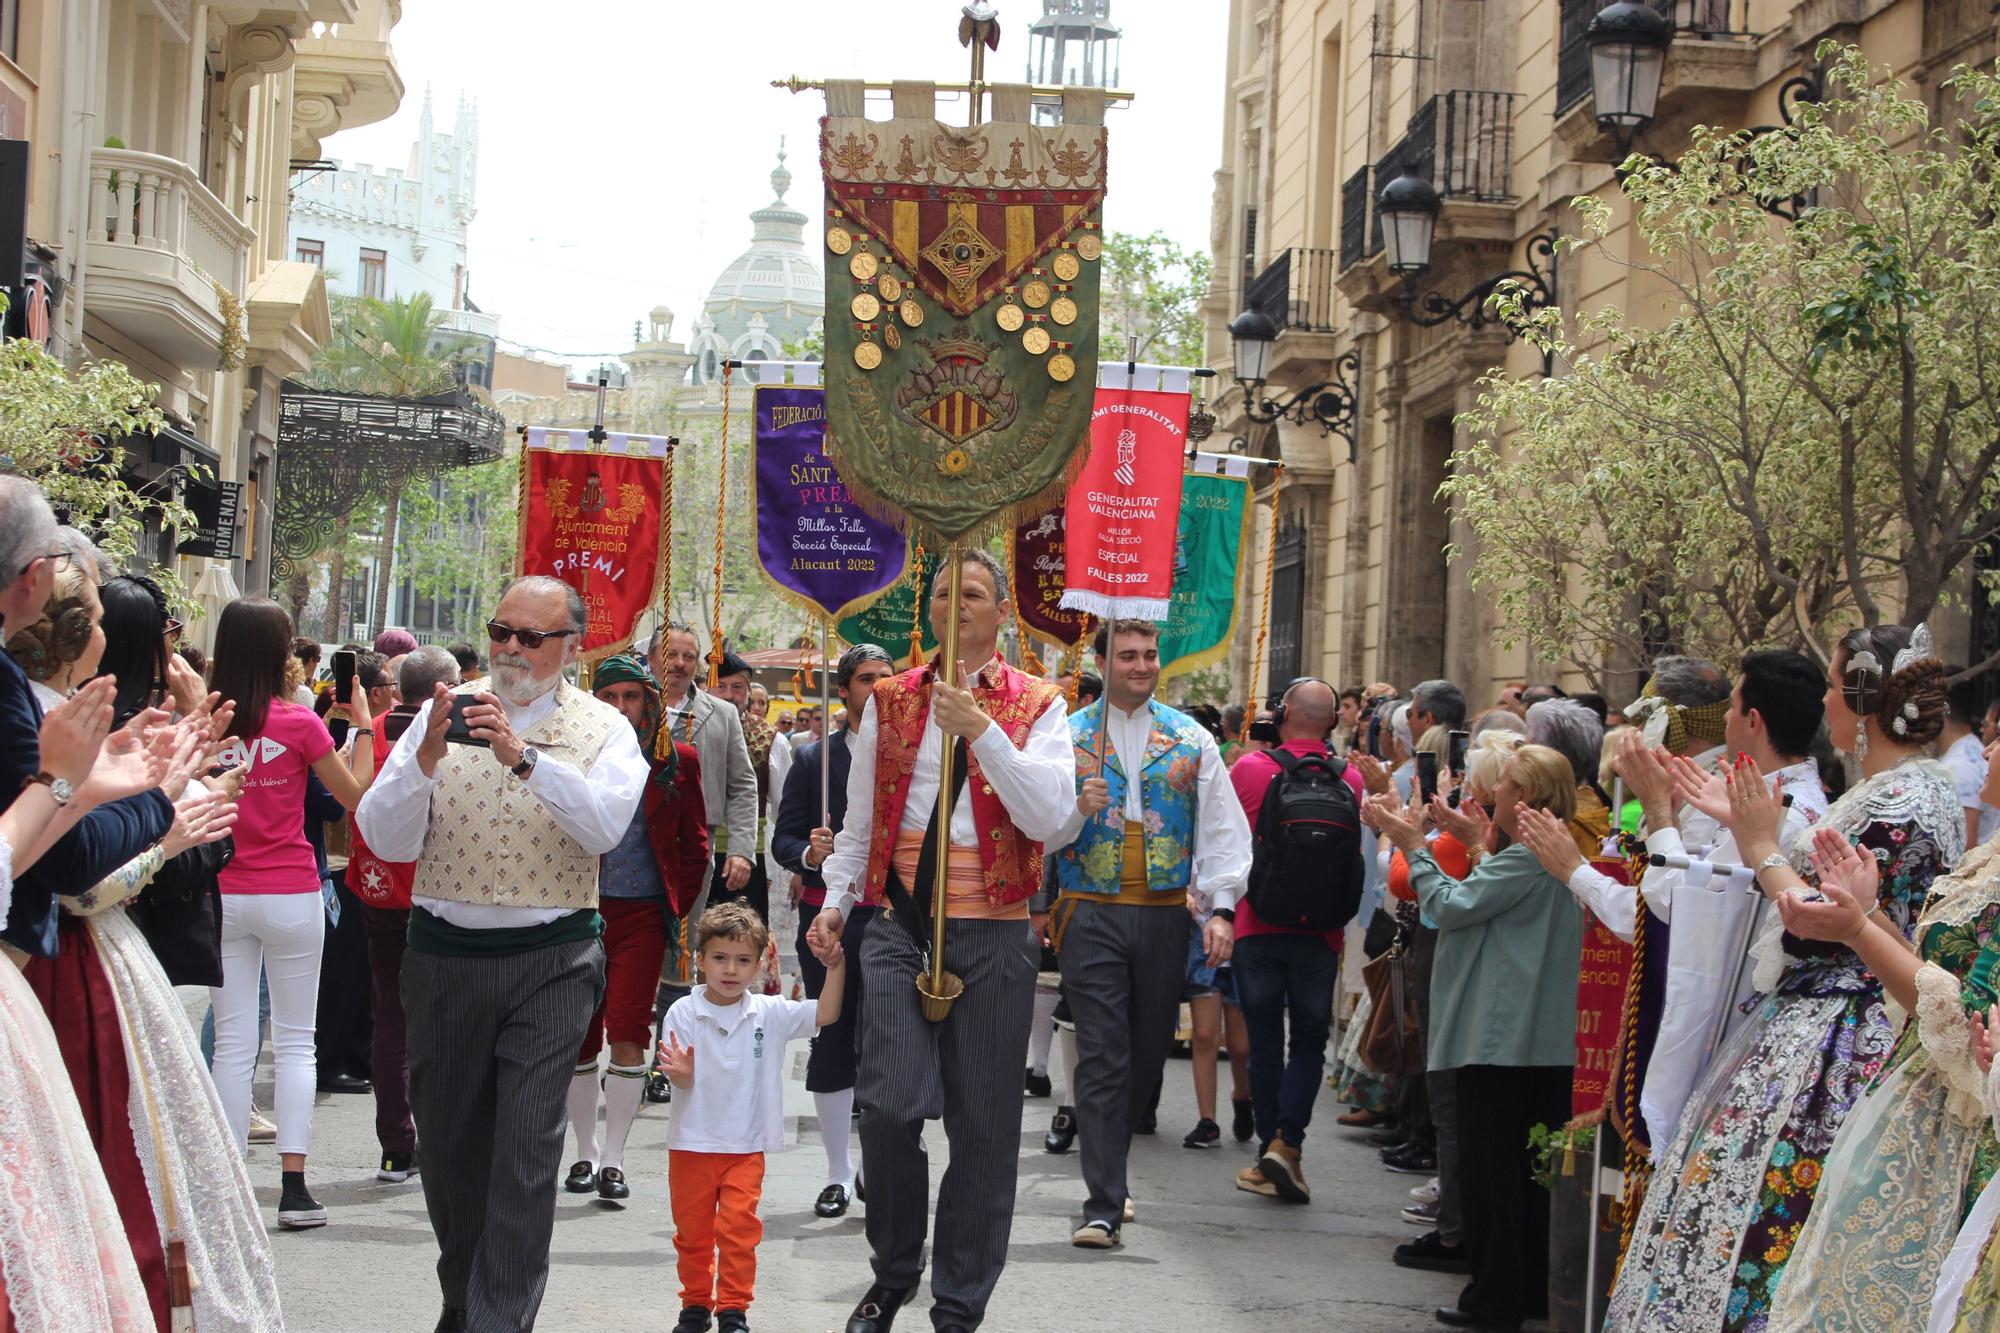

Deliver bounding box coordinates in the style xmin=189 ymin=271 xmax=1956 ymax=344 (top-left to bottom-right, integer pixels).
xmin=1046 ymin=619 xmax=1252 ymax=1250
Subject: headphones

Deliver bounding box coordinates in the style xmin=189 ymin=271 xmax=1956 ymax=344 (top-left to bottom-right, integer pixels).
xmin=1270 ymin=676 xmax=1329 ymax=730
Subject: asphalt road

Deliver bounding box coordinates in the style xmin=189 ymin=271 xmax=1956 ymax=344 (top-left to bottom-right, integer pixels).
xmin=243 ymin=1028 xmax=1461 ymax=1331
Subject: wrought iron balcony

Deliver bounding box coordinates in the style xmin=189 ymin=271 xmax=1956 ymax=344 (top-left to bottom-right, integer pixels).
xmin=1362 ymin=91 xmax=1519 ymax=258
xmin=1245 ymin=248 xmax=1341 ymax=334
xmin=1557 ymin=0 xmax=1754 ymax=113
xmin=1340 ymin=166 xmax=1374 ymax=272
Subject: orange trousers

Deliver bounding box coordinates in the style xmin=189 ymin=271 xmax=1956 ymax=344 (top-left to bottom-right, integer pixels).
xmin=669 ymin=1149 xmax=766 ymax=1311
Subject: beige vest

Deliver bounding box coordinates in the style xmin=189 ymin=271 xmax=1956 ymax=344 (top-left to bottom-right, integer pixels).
xmin=410 ymin=679 xmax=620 ymax=912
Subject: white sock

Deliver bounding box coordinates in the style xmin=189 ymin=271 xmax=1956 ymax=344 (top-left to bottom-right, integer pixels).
xmin=1060 ymin=1025 xmax=1080 ymax=1105
xmin=816 ymin=1087 xmax=855 ymax=1188
xmin=567 ymin=1064 xmax=600 ymax=1167
xmin=599 ymin=1063 xmax=648 ymax=1172
xmin=1028 ymin=991 xmax=1059 ymax=1075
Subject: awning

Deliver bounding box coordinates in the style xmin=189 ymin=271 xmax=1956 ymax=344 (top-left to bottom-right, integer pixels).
xmin=147 ymin=423 xmax=220 ymax=471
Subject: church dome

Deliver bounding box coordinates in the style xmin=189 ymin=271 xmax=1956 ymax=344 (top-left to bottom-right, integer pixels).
xmin=689 ymin=143 xmax=824 ymax=382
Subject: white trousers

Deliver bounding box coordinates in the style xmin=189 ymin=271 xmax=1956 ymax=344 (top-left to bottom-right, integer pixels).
xmin=211 ymin=891 xmax=324 ymax=1157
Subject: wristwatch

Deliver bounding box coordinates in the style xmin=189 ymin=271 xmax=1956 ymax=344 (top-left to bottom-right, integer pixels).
xmin=511 ymin=746 xmax=539 ymax=780
xmin=24 ymin=771 xmax=72 ymax=807
xmin=1212 ymin=907 xmax=1236 ymax=923
xmin=1755 ymin=852 xmax=1789 ymax=880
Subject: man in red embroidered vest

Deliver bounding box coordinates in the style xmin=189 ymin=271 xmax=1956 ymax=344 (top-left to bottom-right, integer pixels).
xmin=808 ymin=549 xmax=1073 ymax=1333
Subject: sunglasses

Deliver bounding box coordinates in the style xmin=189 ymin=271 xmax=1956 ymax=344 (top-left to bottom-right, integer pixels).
xmin=487 ymin=620 xmax=577 ymax=651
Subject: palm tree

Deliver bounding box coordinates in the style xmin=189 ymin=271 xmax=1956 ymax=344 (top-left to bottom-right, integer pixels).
xmin=306 ymin=292 xmax=474 ymax=639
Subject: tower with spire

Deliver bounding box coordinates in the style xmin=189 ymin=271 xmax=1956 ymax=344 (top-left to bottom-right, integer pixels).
xmin=684 ymin=141 xmax=824 ymax=383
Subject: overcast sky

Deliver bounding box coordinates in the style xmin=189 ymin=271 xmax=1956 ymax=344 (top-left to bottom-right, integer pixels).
xmin=319 ymin=0 xmax=1228 ymax=376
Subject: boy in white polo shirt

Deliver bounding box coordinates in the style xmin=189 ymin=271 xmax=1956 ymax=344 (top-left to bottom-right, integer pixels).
xmin=661 ymin=901 xmax=846 ymax=1333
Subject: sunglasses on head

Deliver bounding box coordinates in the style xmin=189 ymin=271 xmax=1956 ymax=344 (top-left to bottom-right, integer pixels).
xmin=487 ymin=620 xmax=577 ymax=651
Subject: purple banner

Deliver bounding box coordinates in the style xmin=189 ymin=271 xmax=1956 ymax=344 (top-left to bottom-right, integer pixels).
xmin=752 ymin=384 xmax=908 ymax=622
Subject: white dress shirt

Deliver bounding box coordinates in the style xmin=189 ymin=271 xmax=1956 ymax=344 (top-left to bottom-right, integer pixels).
xmin=1048 ymin=700 xmax=1253 ymax=912
xmin=355 ymin=684 xmax=650 ymax=929
xmin=765 ymin=729 xmax=794 ymax=895
xmin=820 ymin=667 xmax=1073 ymax=921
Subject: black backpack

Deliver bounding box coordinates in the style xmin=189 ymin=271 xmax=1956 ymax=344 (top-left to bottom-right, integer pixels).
xmin=1246 ymin=750 xmax=1365 ymax=932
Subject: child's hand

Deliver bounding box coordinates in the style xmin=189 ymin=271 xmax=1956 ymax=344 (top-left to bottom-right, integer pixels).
xmin=823 ymin=937 xmax=845 ymax=969
xmin=658 ymin=1031 xmax=696 ymax=1086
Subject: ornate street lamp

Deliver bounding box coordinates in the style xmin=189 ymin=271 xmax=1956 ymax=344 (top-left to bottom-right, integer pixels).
xmin=1375 ymin=171 xmax=1441 ymax=277
xmin=1225 ymin=309 xmax=1361 ymax=464
xmin=1584 ymin=1 xmax=1674 ymax=157
xmin=1375 ymin=169 xmax=1560 ymax=367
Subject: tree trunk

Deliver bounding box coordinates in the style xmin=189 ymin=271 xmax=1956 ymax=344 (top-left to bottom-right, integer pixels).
xmin=371 ymin=476 xmax=406 ymax=641
xmin=322 ymin=517 xmax=352 ymax=643
xmin=283 ymin=559 xmax=312 ymax=624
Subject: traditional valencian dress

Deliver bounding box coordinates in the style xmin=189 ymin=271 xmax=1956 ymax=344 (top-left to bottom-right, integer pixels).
xmin=1767 ymin=835 xmax=2000 ymax=1331
xmin=0 ymin=832 xmax=153 ymax=1332
xmin=1606 ymin=757 xmax=1962 ymax=1333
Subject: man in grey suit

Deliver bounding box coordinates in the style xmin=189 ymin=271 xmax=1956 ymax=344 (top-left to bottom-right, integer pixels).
xmin=648 ymin=621 xmax=759 ymax=920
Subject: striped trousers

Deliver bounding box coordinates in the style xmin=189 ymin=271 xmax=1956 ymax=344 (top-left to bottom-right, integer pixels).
xmin=856 ymin=912 xmax=1036 ymax=1331
xmin=403 ymin=935 xmax=605 ymax=1332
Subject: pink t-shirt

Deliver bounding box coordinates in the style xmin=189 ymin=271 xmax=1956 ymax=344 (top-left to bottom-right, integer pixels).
xmin=215 ymin=700 xmax=335 ymax=894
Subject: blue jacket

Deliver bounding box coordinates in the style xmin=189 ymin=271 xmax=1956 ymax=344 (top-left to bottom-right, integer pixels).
xmin=0 ymin=647 xmax=173 ymax=957
xmin=771 ymin=729 xmax=851 ymax=896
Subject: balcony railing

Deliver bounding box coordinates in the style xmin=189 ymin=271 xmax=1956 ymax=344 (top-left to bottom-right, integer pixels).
xmin=1557 ymin=0 xmax=1754 ymax=113
xmin=1245 ymin=248 xmax=1341 ymax=334
xmin=1367 ymin=90 xmax=1520 ymax=253
xmin=91 ymin=148 xmax=251 ymax=295
xmin=1340 ymin=166 xmax=1374 ymax=272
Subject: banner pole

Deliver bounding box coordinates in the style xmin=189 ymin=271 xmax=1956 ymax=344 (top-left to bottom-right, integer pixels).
xmin=1247 ymin=463 xmax=1284 ymax=722
xmin=1585 ymin=1122 xmax=1605 ymax=1331
xmin=709 ymin=361 xmax=735 ymax=688
xmin=922 ymin=548 xmax=966 ymax=1021
xmin=820 ymin=617 xmax=834 ymax=828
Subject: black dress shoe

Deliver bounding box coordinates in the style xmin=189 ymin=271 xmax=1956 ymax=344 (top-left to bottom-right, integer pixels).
xmin=845 ymin=1283 xmax=914 ymax=1333
xmin=1435 ymin=1307 xmax=1520 ymax=1330
xmin=564 ymin=1161 xmax=596 ymax=1194
xmin=1394 ymin=1231 xmax=1471 ymax=1273
xmin=815 ymin=1182 xmax=851 ymax=1217
xmin=1383 ymin=1142 xmax=1439 ymax=1174
xmin=433 ymin=1309 xmax=467 ymax=1333
xmin=595 ymin=1166 xmax=629 ymax=1202
xmin=645 ymin=1069 xmax=673 ymax=1104
xmin=1024 ymin=1069 xmax=1053 ymax=1098
xmin=1044 ymin=1105 xmax=1077 ymax=1154
xmin=318 ymin=1072 xmax=372 ymax=1094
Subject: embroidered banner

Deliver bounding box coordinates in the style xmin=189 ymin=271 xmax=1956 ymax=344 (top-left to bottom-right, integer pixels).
xmin=752 ymin=383 xmax=909 ymax=622
xmin=1158 ymin=470 xmax=1253 ymax=681
xmin=517 ymin=428 xmax=672 ymax=662
xmin=837 ymin=549 xmax=941 ymax=668
xmin=1058 ymin=385 xmax=1188 ymax=622
xmin=1573 ymin=898 xmax=1637 ymax=1120
xmin=820 ymin=82 xmax=1107 ymax=542
xmin=1011 ymin=505 xmax=1092 ymax=649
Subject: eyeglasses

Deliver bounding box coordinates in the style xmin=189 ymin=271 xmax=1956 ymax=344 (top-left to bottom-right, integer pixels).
xmin=487 ymin=620 xmax=577 ymax=650
xmin=163 ymin=617 xmax=184 ymax=639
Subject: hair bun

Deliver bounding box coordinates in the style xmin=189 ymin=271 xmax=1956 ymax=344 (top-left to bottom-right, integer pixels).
xmin=1878 ymin=657 xmax=1947 ymax=746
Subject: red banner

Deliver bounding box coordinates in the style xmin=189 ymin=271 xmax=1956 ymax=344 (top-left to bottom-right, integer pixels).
xmin=1058 ymin=386 xmax=1188 ymax=622
xmin=1572 ymin=862 xmax=1637 ymax=1119
xmin=517 ymin=428 xmax=671 ymax=661
xmin=1011 ymin=506 xmax=1093 ymax=648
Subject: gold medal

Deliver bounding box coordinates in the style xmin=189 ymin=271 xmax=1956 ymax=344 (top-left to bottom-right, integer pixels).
xmin=1077 ymin=232 xmax=1102 ymax=262
xmin=1050 ymin=296 xmax=1078 ymax=326
xmin=1022 ymin=326 xmax=1052 ymax=356
xmin=996 ymin=301 xmax=1026 ymax=332
xmin=1022 ymin=279 xmax=1052 ymax=309
xmin=900 ymin=298 xmax=924 ymax=327
xmin=854 ymin=341 xmax=882 ymax=370
xmin=940 ymin=448 xmax=971 ymax=476
xmin=849 ymin=250 xmax=879 ymax=282
xmin=878 ymin=273 xmax=904 ymax=303
xmin=827 ymin=226 xmax=853 ymax=255
xmin=850 ymin=292 xmax=882 ymax=322
xmin=1052 ymin=251 xmax=1081 ymax=282
xmin=1048 ymin=352 xmax=1076 ymax=382
xmin=884 ymin=323 xmax=902 ymax=351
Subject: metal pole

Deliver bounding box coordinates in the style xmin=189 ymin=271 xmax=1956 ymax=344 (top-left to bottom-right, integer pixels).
xmin=1585 ymin=1122 xmax=1605 ymax=1332
xmin=820 ymin=618 xmax=834 ymax=828
xmin=930 ymin=551 xmax=965 ymax=999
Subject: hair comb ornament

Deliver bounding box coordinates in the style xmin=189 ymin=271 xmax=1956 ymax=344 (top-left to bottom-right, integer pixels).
xmin=1891 ymin=622 xmax=1935 ymax=676
xmin=1848 ymin=649 xmax=1883 ymax=679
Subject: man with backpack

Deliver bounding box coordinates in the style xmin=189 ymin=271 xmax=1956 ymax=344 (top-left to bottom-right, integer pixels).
xmin=1046 ymin=619 xmax=1251 ymax=1250
xmin=1229 ymin=678 xmax=1367 ymax=1204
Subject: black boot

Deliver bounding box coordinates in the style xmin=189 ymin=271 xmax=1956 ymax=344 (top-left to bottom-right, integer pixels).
xmin=1044 ymin=1105 xmax=1077 ymax=1154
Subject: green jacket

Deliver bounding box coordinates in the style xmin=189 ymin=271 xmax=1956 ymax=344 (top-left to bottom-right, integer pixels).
xmin=1408 ymin=842 xmax=1582 ymax=1072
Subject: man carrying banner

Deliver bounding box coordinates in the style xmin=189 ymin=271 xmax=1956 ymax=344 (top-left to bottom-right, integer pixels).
xmin=648 ymin=621 xmax=758 ymax=922
xmin=565 ymin=653 xmax=709 ymax=1205
xmin=1045 ymin=619 xmax=1249 ymax=1249
xmin=772 ymin=642 xmax=897 ymax=1218
xmin=806 ymin=550 xmax=1073 ymax=1333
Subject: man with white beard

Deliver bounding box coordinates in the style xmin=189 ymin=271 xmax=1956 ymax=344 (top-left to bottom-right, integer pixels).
xmin=357 ymin=575 xmax=648 ymax=1333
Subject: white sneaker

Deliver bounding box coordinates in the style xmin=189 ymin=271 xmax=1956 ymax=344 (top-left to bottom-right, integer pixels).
xmin=1408 ymin=1178 xmax=1439 ymax=1205
xmin=248 ymin=1107 xmax=277 ymax=1144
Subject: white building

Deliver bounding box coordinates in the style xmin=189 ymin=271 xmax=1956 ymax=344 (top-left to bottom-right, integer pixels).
xmin=686 ymin=146 xmax=824 ymax=383
xmin=286 ymin=87 xmax=497 ymax=382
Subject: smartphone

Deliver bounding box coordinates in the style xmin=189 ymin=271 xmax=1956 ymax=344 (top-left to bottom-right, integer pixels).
xmin=1417 ymin=751 xmax=1440 ymax=804
xmin=1448 ymin=729 xmax=1470 ymax=779
xmin=331 ymin=649 xmax=357 ymax=706
xmin=444 ymin=693 xmax=490 ymax=747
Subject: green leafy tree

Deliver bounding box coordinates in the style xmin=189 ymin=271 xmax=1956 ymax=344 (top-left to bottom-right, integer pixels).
xmin=1100 ymin=229 xmax=1213 ymax=368
xmin=1447 ymin=47 xmax=2000 ymax=683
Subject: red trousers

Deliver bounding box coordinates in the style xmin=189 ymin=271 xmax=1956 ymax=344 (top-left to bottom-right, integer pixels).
xmin=578 ymin=898 xmax=671 ymax=1061
xmin=668 ymin=1150 xmax=765 ymax=1311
